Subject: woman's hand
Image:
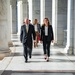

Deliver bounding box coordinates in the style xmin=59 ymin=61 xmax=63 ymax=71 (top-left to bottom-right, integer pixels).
xmin=51 ymin=40 xmax=54 ymax=43
xmin=40 ymin=41 xmax=43 ymax=43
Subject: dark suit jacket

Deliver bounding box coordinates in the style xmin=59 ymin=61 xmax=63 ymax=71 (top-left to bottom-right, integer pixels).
xmin=20 ymin=24 xmax=36 ymax=49
xmin=40 ymin=25 xmax=54 ymax=42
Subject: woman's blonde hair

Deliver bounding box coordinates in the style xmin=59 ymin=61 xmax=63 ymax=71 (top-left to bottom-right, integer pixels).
xmin=33 ymin=19 xmax=38 ymax=25
xmin=42 ymin=18 xmax=50 ymax=26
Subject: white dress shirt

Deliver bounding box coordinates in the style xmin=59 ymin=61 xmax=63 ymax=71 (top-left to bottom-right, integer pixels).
xmin=26 ymin=24 xmax=29 ymax=33
xmin=34 ymin=24 xmax=38 ymax=32
xmin=45 ymin=26 xmax=48 ymax=36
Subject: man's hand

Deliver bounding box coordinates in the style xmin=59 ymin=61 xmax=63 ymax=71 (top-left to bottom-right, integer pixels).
xmin=34 ymin=40 xmax=36 ymax=43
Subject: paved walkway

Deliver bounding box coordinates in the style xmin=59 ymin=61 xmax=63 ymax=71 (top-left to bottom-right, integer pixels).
xmin=0 ymin=34 xmax=75 ymax=75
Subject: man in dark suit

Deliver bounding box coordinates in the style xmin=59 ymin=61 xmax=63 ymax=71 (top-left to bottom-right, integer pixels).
xmin=20 ymin=19 xmax=36 ymax=63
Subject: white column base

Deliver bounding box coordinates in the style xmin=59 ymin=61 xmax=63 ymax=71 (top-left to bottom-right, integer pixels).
xmin=0 ymin=48 xmax=11 ymax=54
xmin=0 ymin=48 xmax=11 ymax=60
xmin=17 ymin=32 xmax=20 ymax=35
xmin=8 ymin=41 xmax=13 ymax=47
xmin=64 ymin=46 xmax=73 ymax=55
xmin=64 ymin=45 xmax=69 ymax=53
xmin=74 ymin=49 xmax=75 ymax=55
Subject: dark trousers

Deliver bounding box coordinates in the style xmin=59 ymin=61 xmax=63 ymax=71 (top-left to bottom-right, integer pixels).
xmin=23 ymin=43 xmax=31 ymax=60
xmin=43 ymin=36 xmax=51 ymax=57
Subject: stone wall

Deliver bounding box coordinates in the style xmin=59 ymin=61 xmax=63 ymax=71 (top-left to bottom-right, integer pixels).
xmin=45 ymin=0 xmax=52 ymax=24
xmin=32 ymin=0 xmax=40 ymax=23
xmin=57 ymin=0 xmax=67 ymax=45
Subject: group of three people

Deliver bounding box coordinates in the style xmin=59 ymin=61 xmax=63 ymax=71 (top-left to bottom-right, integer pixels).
xmin=20 ymin=18 xmax=54 ymax=63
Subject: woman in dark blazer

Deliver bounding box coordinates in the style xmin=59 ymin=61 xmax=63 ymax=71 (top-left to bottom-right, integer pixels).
xmin=40 ymin=18 xmax=54 ymax=62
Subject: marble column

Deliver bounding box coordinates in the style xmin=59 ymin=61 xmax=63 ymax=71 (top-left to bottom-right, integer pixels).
xmin=65 ymin=0 xmax=74 ymax=54
xmin=32 ymin=0 xmax=40 ymax=23
xmin=40 ymin=0 xmax=45 ymax=24
xmin=8 ymin=0 xmax=13 ymax=47
xmin=28 ymin=0 xmax=32 ymax=22
xmin=45 ymin=0 xmax=52 ymax=24
xmin=56 ymin=0 xmax=67 ymax=45
xmin=17 ymin=0 xmax=23 ymax=35
xmin=10 ymin=4 xmax=12 ymax=35
xmin=56 ymin=0 xmax=67 ymax=46
xmin=52 ymin=0 xmax=58 ymax=44
xmin=22 ymin=0 xmax=29 ymax=20
xmin=0 ymin=0 xmax=10 ymax=53
xmin=28 ymin=0 xmax=40 ymax=23
xmin=40 ymin=0 xmax=52 ymax=24
xmin=74 ymin=0 xmax=75 ymax=54
xmin=11 ymin=0 xmax=17 ymax=34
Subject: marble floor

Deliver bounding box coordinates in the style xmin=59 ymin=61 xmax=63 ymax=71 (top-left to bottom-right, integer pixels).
xmin=1 ymin=34 xmax=75 ymax=75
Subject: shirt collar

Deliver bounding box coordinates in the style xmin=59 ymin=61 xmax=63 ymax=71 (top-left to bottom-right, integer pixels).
xmin=26 ymin=24 xmax=29 ymax=26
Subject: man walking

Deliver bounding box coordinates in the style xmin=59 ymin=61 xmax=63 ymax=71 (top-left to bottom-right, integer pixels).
xmin=20 ymin=19 xmax=36 ymax=63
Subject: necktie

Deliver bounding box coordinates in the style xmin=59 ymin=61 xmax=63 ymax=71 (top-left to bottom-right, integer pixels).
xmin=26 ymin=25 xmax=28 ymax=33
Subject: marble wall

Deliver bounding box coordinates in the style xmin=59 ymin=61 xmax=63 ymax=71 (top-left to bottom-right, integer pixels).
xmin=57 ymin=0 xmax=67 ymax=45
xmin=32 ymin=0 xmax=40 ymax=23
xmin=45 ymin=0 xmax=52 ymax=24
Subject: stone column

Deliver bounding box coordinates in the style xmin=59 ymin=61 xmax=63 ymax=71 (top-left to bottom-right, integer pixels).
xmin=65 ymin=0 xmax=74 ymax=54
xmin=40 ymin=0 xmax=45 ymax=24
xmin=52 ymin=0 xmax=58 ymax=44
xmin=0 ymin=0 xmax=10 ymax=53
xmin=32 ymin=0 xmax=40 ymax=23
xmin=10 ymin=4 xmax=12 ymax=34
xmin=7 ymin=0 xmax=13 ymax=47
xmin=28 ymin=0 xmax=32 ymax=22
xmin=56 ymin=0 xmax=67 ymax=45
xmin=28 ymin=0 xmax=40 ymax=23
xmin=45 ymin=0 xmax=52 ymax=24
xmin=74 ymin=0 xmax=75 ymax=54
xmin=11 ymin=0 xmax=17 ymax=34
xmin=22 ymin=0 xmax=29 ymax=20
xmin=17 ymin=0 xmax=23 ymax=35
xmin=40 ymin=0 xmax=52 ymax=24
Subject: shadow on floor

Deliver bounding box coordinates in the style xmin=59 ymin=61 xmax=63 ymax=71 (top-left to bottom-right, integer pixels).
xmin=1 ymin=70 xmax=75 ymax=75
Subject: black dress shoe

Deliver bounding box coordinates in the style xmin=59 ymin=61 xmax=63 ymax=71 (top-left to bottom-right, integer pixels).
xmin=44 ymin=57 xmax=47 ymax=60
xmin=46 ymin=59 xmax=49 ymax=62
xmin=25 ymin=60 xmax=28 ymax=63
xmin=46 ymin=57 xmax=49 ymax=62
xmin=29 ymin=56 xmax=31 ymax=59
